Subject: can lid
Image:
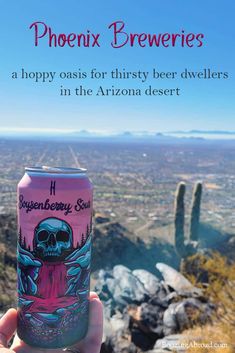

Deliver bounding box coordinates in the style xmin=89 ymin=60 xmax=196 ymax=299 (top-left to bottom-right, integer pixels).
xmin=25 ymin=166 xmax=87 ymax=174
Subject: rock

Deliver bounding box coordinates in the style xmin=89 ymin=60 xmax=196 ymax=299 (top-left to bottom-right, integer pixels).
xmin=148 ymin=288 xmax=177 ymax=309
xmin=95 ymin=265 xmax=150 ymax=311
xmin=127 ymin=303 xmax=164 ymax=338
xmin=138 ymin=302 xmax=164 ymax=336
xmin=132 ymin=269 xmax=160 ymax=295
xmin=103 ymin=318 xmax=112 ymax=343
xmin=164 ymin=291 xmax=179 ymax=303
xmin=101 ymin=338 xmax=137 ymax=353
xmin=103 ymin=311 xmax=129 ymax=342
xmin=97 ymin=262 xmax=215 ymax=353
xmin=183 ymin=240 xmax=198 ymax=257
xmin=163 ymin=303 xmax=179 ymax=336
xmin=155 ymin=334 xmax=188 ymax=352
xmin=146 ymin=348 xmax=173 ymax=353
xmin=131 ymin=327 xmax=156 ymax=351
xmin=110 ymin=312 xmax=130 ymax=334
xmin=103 ymin=300 xmax=115 ymax=320
xmin=163 ymin=298 xmax=214 ymax=336
xmin=95 ymin=213 xmax=110 ymax=224
xmin=102 ymin=311 xmax=136 ymax=353
xmin=228 ymin=235 xmax=235 ymax=246
xmin=94 ymin=269 xmax=115 ymax=303
xmin=156 ymin=263 xmax=202 ymax=296
xmin=111 ymin=265 xmax=149 ymax=308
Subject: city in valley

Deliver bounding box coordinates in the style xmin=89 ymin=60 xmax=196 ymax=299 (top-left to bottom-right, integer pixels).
xmin=0 ymin=135 xmax=234 ymax=241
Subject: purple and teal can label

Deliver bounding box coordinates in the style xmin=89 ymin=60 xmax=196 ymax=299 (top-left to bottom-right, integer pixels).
xmin=17 ymin=167 xmax=93 ymax=348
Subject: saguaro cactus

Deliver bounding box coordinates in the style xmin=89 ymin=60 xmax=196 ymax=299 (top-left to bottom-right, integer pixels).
xmin=190 ymin=182 xmax=202 ymax=242
xmin=174 ymin=182 xmax=186 ymax=257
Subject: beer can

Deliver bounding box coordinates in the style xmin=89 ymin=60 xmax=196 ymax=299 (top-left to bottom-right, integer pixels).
xmin=17 ymin=166 xmax=93 ymax=348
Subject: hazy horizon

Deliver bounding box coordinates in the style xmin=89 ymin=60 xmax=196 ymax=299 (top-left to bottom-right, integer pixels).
xmin=1 ymin=127 xmax=235 ymax=141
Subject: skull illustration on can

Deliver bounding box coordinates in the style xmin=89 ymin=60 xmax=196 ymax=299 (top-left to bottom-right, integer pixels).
xmin=34 ymin=218 xmax=73 ymax=260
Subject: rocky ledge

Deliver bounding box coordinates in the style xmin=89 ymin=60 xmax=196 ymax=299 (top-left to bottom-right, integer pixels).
xmin=95 ymin=264 xmax=215 ymax=353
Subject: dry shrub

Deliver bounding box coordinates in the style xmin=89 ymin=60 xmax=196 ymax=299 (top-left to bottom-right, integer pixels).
xmin=181 ymin=253 xmax=235 ymax=352
xmin=182 ymin=324 xmax=235 ymax=353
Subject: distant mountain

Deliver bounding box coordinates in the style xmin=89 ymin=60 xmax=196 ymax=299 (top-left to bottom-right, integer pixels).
xmin=169 ymin=130 xmax=235 ymax=135
xmin=116 ymin=131 xmax=133 ymax=137
xmin=69 ymin=130 xmax=99 ymax=137
xmin=71 ymin=129 xmax=90 ymax=135
xmin=1 ymin=129 xmax=234 ymax=142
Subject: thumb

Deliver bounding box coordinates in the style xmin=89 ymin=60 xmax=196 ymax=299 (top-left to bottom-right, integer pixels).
xmin=0 ymin=309 xmax=17 ymax=348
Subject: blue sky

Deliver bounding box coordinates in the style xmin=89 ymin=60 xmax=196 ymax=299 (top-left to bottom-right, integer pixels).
xmin=0 ymin=0 xmax=234 ymax=133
